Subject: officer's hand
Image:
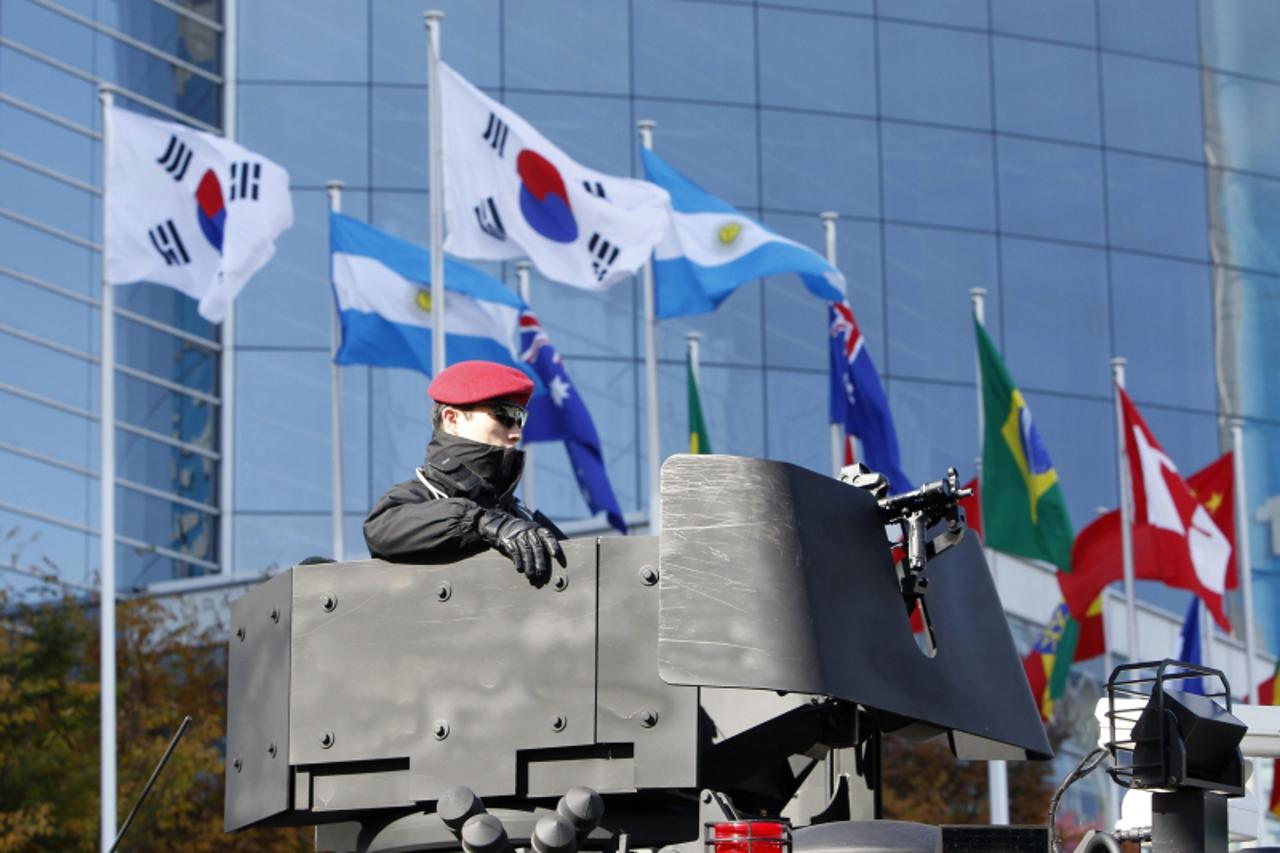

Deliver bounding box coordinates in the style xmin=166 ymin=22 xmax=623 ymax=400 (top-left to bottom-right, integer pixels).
xmin=476 ymin=510 xmax=565 ymax=585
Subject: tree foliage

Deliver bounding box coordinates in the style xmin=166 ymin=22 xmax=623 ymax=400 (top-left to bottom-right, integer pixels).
xmin=0 ymin=586 xmax=311 ymax=851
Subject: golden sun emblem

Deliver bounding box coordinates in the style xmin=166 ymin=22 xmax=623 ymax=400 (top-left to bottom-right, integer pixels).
xmin=718 ymin=222 xmax=742 ymax=245
xmin=415 ymin=289 xmax=432 ymax=312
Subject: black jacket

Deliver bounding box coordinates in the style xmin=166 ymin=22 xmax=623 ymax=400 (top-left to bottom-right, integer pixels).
xmin=363 ymin=432 xmax=562 ymax=563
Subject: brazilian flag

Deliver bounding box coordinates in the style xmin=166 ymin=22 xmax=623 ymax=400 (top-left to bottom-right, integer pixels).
xmin=688 ymin=356 xmax=711 ymax=454
xmin=975 ymin=316 xmax=1073 ymax=571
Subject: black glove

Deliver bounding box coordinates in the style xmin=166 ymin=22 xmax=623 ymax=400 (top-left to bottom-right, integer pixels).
xmin=476 ymin=509 xmax=565 ymax=584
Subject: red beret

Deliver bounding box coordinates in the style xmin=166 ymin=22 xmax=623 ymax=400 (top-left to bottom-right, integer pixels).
xmin=428 ymin=360 xmax=534 ymax=407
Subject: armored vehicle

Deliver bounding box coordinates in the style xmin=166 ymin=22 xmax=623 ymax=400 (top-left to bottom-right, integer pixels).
xmin=225 ymin=455 xmax=1053 ymax=853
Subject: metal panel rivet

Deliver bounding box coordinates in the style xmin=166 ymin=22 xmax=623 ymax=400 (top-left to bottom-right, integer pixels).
xmin=235 ymin=627 xmax=245 ymax=641
xmin=550 ymin=714 xmax=567 ymax=732
xmin=639 ymin=710 xmax=659 ymax=728
xmin=553 ymin=575 xmax=568 ymax=592
xmin=639 ymin=566 xmax=658 ymax=586
xmin=270 ymin=608 xmax=279 ymax=623
xmin=432 ymin=720 xmax=450 ymax=740
xmin=267 ymin=742 xmax=277 ymax=758
xmin=321 ymin=593 xmax=338 ymax=612
xmin=436 ymin=582 xmax=452 ymax=602
xmin=320 ymin=730 xmax=335 ymax=749
xmin=233 ymin=757 xmax=242 ymax=772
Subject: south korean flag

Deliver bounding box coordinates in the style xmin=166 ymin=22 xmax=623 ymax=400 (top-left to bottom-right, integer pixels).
xmin=440 ymin=62 xmax=671 ymax=291
xmin=103 ymin=105 xmax=293 ymax=323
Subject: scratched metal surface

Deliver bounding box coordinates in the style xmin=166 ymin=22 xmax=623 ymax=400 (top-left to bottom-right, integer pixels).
xmin=657 ymin=454 xmax=1050 ymax=759
xmin=287 ymin=541 xmax=599 ymax=801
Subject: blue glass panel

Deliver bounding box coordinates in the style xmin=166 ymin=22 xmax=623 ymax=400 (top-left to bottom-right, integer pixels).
xmin=368 ymin=365 xmax=433 ymax=500
xmin=1236 ymin=271 xmax=1280 ymax=419
xmin=369 ymin=189 xmax=430 ymax=244
xmin=884 ymin=225 xmax=999 ymax=384
xmin=2 ymin=272 xmax=94 ymax=353
xmin=344 ymin=512 xmax=370 ymax=560
xmin=235 ymin=512 xmax=330 ymax=573
xmin=524 ymin=358 xmax=639 ymax=522
xmin=372 ymin=86 xmax=429 ymax=190
xmin=2 ymin=1 xmax=95 ymax=76
xmin=764 ymin=0 xmax=871 ymax=12
xmin=762 ymin=213 xmax=882 ymax=368
xmin=0 ymin=50 xmax=97 ymax=159
xmin=0 ymin=391 xmax=92 ymax=472
xmin=114 ymin=282 xmax=217 ymax=340
xmin=339 ymin=364 xmax=371 ymax=514
xmin=634 ymin=0 xmax=755 ymax=104
xmin=882 ymin=122 xmax=996 ymax=230
xmin=97 ymin=33 xmax=220 ymax=126
xmin=653 ymin=361 xmax=765 ymax=467
xmin=757 ymin=8 xmax=875 ymax=115
xmin=237 ymin=188 xmax=369 ymax=348
xmin=0 ymin=450 xmax=91 ymax=526
xmin=372 ymin=0 xmax=500 ymax=86
xmin=0 ymin=215 xmax=95 ymax=297
xmin=997 ymin=137 xmax=1105 ymax=244
xmin=0 ymin=332 xmax=93 ymax=410
xmin=117 ymin=368 xmax=215 ymax=445
xmin=1016 ymin=392 xmax=1117 ymax=533
xmin=990 ymin=0 xmax=1096 ymax=46
xmin=235 ymin=350 xmax=331 ymax=512
xmin=116 ymin=430 xmax=216 ymax=499
xmin=237 ymin=84 xmax=368 ymax=188
xmin=656 ymin=276 xmax=762 ymax=364
xmin=1200 ymin=0 xmax=1280 ymax=83
xmin=879 ymin=21 xmax=991 ymax=130
xmin=1099 ymin=0 xmax=1198 ymax=63
xmin=0 ymin=508 xmax=93 ymax=593
xmin=1130 ymin=405 xmax=1221 ymax=478
xmin=632 ymin=99 xmax=758 ymax=209
xmin=115 ymin=316 xmax=216 ymax=396
xmin=1000 ymin=237 xmax=1109 ymax=396
xmin=888 ymin=379 xmax=975 ymax=489
xmin=1102 ymin=54 xmax=1203 ymax=162
xmin=1109 ymin=253 xmax=1215 ymax=412
xmin=99 ymin=0 xmax=221 ymax=60
xmin=881 ymin=0 xmax=987 ymax=28
xmin=503 ymin=91 xmax=632 ymax=176
xmin=1106 ymin=152 xmax=1208 ymax=260
xmin=523 ymin=264 xmax=637 ymax=360
xmin=993 ymin=37 xmax=1100 ymax=144
xmin=241 ymin=0 xmax=366 ymax=82
xmin=1205 ymin=72 xmax=1280 ymax=179
xmin=760 ymin=111 xmax=879 ymax=217
xmin=117 ymin=487 xmax=215 ymax=564
xmin=765 ymin=368 xmax=830 ymax=475
xmin=504 ymin=0 xmax=629 ymax=95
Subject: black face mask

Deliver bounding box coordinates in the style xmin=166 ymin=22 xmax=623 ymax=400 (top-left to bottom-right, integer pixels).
xmin=424 ymin=432 xmax=525 ymax=503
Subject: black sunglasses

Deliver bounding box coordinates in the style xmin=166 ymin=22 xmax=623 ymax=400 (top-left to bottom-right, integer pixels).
xmin=459 ymin=403 xmax=527 ymax=429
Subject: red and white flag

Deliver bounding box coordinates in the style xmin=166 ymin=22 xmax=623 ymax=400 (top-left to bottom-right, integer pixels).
xmin=1060 ymin=388 xmax=1234 ymax=628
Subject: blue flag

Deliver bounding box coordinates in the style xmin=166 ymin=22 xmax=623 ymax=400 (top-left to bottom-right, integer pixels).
xmin=517 ymin=310 xmax=628 ymax=534
xmin=829 ymin=301 xmax=912 ymax=494
xmin=1176 ymin=596 xmax=1205 ymax=695
xmin=640 ymin=148 xmax=845 ymax=318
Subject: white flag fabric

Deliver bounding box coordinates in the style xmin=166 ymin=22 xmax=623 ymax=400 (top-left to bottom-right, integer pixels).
xmin=104 ymin=105 xmax=293 ymax=323
xmin=439 ymin=62 xmax=670 ymax=290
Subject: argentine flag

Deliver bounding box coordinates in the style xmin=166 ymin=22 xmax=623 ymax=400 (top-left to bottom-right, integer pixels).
xmin=641 ymin=148 xmax=845 ymax=318
xmin=330 ymin=212 xmax=527 ymax=377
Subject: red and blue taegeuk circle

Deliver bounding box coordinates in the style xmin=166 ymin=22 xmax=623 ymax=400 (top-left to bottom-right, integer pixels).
xmin=195 ymin=169 xmax=226 ymax=253
xmin=517 ymin=150 xmax=577 ymax=243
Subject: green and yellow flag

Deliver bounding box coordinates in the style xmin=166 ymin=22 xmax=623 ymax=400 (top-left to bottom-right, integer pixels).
xmin=688 ymin=356 xmax=711 ymax=454
xmin=975 ymin=316 xmax=1073 ymax=571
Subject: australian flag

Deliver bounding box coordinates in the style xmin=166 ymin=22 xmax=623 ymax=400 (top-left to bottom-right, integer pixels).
xmin=829 ymin=300 xmax=912 ymax=494
xmin=519 ymin=310 xmax=628 ymax=534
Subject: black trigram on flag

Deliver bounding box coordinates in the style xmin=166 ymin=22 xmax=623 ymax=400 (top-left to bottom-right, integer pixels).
xmin=148 ymin=220 xmax=191 ymax=266
xmin=229 ymin=161 xmax=261 ymax=200
xmin=482 ymin=112 xmax=509 ymax=157
xmin=474 ymin=197 xmax=506 ymax=241
xmin=587 ymin=232 xmax=620 ymax=283
xmin=582 ymin=180 xmax=606 ymax=199
xmin=157 ymin=135 xmax=193 ymax=181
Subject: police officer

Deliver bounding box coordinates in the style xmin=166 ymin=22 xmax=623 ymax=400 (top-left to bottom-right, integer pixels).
xmin=363 ymin=360 xmax=565 ymax=584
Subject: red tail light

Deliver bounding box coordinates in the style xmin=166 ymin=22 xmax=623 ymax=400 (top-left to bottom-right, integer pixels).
xmin=706 ymin=820 xmax=791 ymax=853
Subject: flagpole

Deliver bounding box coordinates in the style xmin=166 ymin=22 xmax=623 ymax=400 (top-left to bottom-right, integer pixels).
xmin=98 ymin=83 xmax=118 ymax=853
xmin=1112 ymin=357 xmax=1140 ymax=660
xmin=516 ymin=260 xmax=536 ymax=508
xmin=637 ymin=119 xmax=661 ymax=532
xmin=219 ymin=0 xmax=238 ymax=580
xmin=326 ymin=181 xmax=345 ymax=561
xmin=1232 ymin=418 xmax=1259 ymax=704
xmin=820 ymin=212 xmax=843 ymax=477
xmin=970 ymin=286 xmax=1008 ymax=825
xmin=425 ymin=10 xmax=446 ymax=377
